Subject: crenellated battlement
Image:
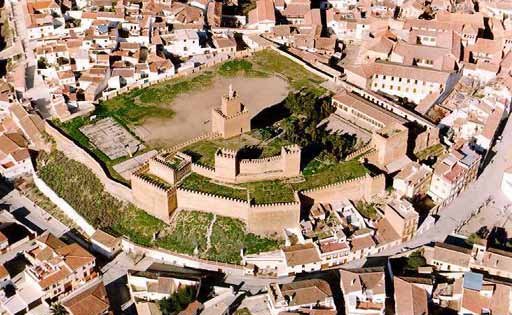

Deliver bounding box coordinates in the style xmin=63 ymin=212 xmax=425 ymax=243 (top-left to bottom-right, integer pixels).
xmin=301 ymin=174 xmax=371 ymax=193
xmin=239 ymin=155 xmax=282 ymax=164
xmin=282 ymin=144 xmax=301 ymax=155
xmin=177 ymin=187 xmax=249 ymax=203
xmin=216 ymin=148 xmax=238 ymax=159
xmin=132 ymin=172 xmax=175 ymax=192
xmin=211 ymin=86 xmax=251 ymax=138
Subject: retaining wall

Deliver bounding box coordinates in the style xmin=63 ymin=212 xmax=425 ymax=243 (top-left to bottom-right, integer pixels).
xmin=33 ymin=174 xmax=96 ymax=236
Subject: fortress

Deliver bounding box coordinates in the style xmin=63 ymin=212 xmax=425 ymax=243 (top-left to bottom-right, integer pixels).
xmin=211 ymin=85 xmax=251 ymax=138
xmin=131 ymin=87 xmax=385 ymax=237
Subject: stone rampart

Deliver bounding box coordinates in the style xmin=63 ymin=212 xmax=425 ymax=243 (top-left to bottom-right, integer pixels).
xmin=239 ymin=155 xmax=283 ymax=174
xmin=176 ymin=188 xmax=249 ymax=221
xmin=247 ymin=201 xmax=300 ymax=236
xmin=191 ymin=163 xmax=216 ymax=178
xmin=44 ymin=121 xmax=133 ymax=202
xmin=300 ymin=174 xmax=385 ymax=204
xmin=209 ymin=145 xmax=301 ymax=184
xmin=174 ymin=188 xmax=300 ymax=237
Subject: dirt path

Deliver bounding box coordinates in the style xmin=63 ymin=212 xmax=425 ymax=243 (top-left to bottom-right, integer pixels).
xmin=136 ymin=75 xmax=289 ymax=147
xmin=205 ymin=214 xmax=217 ymax=253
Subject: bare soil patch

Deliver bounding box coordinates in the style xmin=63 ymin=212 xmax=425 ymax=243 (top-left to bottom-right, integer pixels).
xmin=136 ymin=75 xmax=289 ymax=147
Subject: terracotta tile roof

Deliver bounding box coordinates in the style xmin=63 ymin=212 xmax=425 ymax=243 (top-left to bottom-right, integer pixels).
xmin=394 ymin=277 xmax=428 ymax=315
xmin=283 ymin=243 xmax=321 ymax=266
xmin=63 ymin=282 xmax=110 ymax=315
xmin=280 ymin=279 xmax=332 ymax=306
xmin=248 ymin=0 xmax=275 ymax=24
xmin=56 ymin=243 xmax=95 ymax=271
xmin=340 ymin=268 xmax=386 ymax=295
xmin=91 ymin=230 xmax=120 ymax=249
xmin=0 ymin=265 xmax=8 ymax=279
xmin=351 ymin=234 xmax=376 ymax=251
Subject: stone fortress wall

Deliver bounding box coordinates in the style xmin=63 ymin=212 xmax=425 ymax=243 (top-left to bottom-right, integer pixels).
xmin=176 ymin=188 xmax=300 ymax=236
xmin=213 ymin=144 xmax=302 ymax=183
xmin=131 ymin=168 xmax=178 ymax=222
xmin=300 ymin=174 xmax=386 ymax=204
xmin=148 ymin=152 xmax=192 ymax=185
xmin=130 ymin=85 xmax=384 ymax=237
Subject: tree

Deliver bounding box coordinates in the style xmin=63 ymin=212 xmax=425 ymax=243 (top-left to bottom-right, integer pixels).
xmin=158 ymin=286 xmax=197 ymax=315
xmin=50 ymin=304 xmax=69 ymax=315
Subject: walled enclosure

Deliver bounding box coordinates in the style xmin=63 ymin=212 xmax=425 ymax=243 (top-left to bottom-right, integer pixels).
xmin=213 ymin=145 xmax=302 ymax=183
xmin=211 ymin=85 xmax=251 ymax=139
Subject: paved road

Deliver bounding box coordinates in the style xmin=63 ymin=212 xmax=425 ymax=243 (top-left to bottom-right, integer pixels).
xmin=1 ymin=189 xmax=70 ymax=237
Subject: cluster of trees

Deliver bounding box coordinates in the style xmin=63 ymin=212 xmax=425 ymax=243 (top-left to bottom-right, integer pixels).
xmin=281 ymin=90 xmax=357 ymax=162
xmin=158 ymin=286 xmax=197 ymax=315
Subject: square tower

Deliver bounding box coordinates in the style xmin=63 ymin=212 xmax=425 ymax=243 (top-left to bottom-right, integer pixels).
xmin=211 ymin=85 xmax=251 ymax=138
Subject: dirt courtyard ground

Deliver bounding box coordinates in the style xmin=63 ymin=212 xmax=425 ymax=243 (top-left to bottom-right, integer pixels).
xmin=134 ymin=75 xmax=289 ymax=147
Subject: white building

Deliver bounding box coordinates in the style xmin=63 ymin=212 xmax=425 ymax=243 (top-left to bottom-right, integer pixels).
xmin=163 ymin=30 xmax=203 ymax=57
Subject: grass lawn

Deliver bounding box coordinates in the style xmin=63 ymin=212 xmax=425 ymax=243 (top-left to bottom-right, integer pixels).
xmin=155 ymin=211 xmax=213 ymax=255
xmin=242 ymin=180 xmax=295 ymax=204
xmin=204 ymin=215 xmax=281 ymax=264
xmin=250 ymin=49 xmax=325 ymax=93
xmin=111 ymin=204 xmax=166 ymax=246
xmin=293 ymin=159 xmax=368 ymax=191
xmin=157 ymin=211 xmax=280 ymax=264
xmin=180 ymin=173 xmax=248 ymax=201
xmin=179 ymin=173 xmax=295 ymax=204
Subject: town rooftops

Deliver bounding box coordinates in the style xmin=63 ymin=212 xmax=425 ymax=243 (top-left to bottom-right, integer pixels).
xmin=248 ymin=0 xmax=275 ymax=24
xmin=62 ymin=282 xmax=111 ymax=315
xmin=279 ymin=279 xmax=332 ymax=306
xmin=340 ymin=268 xmax=386 ymax=295
xmin=332 ymin=92 xmax=405 ymax=127
xmin=282 ymin=243 xmax=321 ymax=266
xmin=393 ymin=277 xmax=428 ymax=315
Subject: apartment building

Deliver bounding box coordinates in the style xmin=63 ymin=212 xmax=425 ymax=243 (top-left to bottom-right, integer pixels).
xmin=331 ymin=92 xmax=405 ymax=132
xmin=345 ymin=60 xmax=458 ymax=104
xmin=393 ymin=162 xmax=433 ymax=198
xmin=428 ymin=144 xmax=481 ymax=204
xmin=381 ymin=199 xmax=419 ymax=242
